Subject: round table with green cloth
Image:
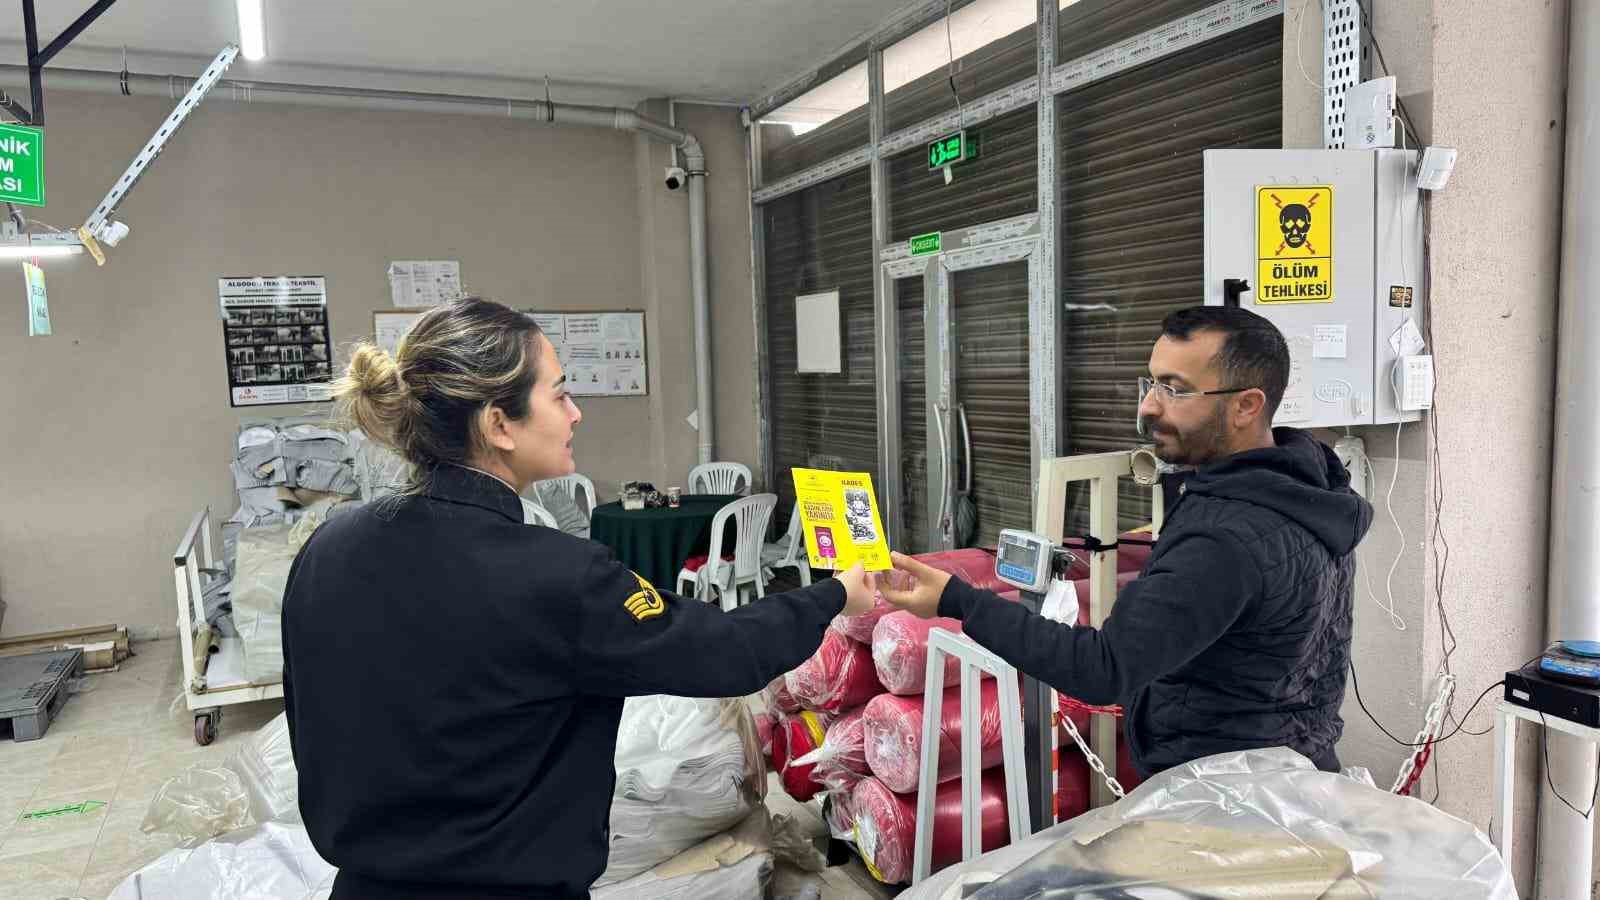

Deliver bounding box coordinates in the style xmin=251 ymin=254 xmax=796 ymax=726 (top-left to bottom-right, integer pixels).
xmin=589 ymin=493 xmax=743 ymax=591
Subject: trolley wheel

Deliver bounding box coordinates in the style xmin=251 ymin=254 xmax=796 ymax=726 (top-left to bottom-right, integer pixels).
xmin=194 ymin=713 xmax=217 ymax=746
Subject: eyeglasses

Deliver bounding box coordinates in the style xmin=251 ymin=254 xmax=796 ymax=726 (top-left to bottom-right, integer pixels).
xmin=1138 ymin=376 xmax=1255 ymax=404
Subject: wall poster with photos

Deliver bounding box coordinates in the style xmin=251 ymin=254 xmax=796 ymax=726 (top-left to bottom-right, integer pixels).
xmin=520 ymin=310 xmax=647 ymax=397
xmin=220 ymin=276 xmax=335 ymax=407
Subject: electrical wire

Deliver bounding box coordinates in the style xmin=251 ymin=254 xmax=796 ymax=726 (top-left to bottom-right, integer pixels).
xmin=1294 ymin=0 xmax=1324 ymax=92
xmin=1381 ymin=415 xmax=1408 ymax=631
xmin=945 ymin=0 xmax=965 ymax=125
xmin=1349 ymin=660 xmax=1519 ymax=749
xmin=1538 ymin=711 xmax=1600 ymax=819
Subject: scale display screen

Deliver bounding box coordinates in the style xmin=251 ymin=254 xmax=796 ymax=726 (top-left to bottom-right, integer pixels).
xmin=995 ymin=529 xmax=1052 ymax=592
xmin=999 ymin=541 xmax=1038 ymax=569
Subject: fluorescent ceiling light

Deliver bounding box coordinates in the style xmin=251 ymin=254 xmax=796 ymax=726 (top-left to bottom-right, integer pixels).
xmin=237 ymin=0 xmax=267 ymax=61
xmin=0 ymin=243 xmax=83 ymax=259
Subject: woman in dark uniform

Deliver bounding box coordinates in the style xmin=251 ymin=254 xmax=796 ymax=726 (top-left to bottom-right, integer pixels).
xmin=281 ymin=298 xmax=872 ymax=899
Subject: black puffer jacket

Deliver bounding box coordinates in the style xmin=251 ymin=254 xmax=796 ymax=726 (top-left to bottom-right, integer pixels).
xmin=938 ymin=428 xmax=1373 ymax=776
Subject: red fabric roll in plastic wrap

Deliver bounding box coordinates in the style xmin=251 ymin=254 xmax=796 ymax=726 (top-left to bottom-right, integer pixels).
xmin=764 ymin=674 xmax=802 ymax=715
xmin=851 ymin=769 xmax=1010 ymax=885
xmin=785 ymin=630 xmax=883 ymax=712
xmin=777 ymin=712 xmax=828 ymax=801
xmin=862 ymin=680 xmax=1005 ymax=794
xmin=831 ymin=591 xmax=895 ymax=642
xmin=822 ymin=769 xmax=866 ymax=841
xmin=789 ymin=705 xmax=870 ymax=780
xmin=851 ymin=747 xmax=1127 ymax=885
xmin=771 ymin=710 xmax=833 ymax=773
xmin=871 ymin=612 xmax=970 ymax=696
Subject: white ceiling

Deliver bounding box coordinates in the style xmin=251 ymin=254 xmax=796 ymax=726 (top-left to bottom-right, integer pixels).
xmin=0 ymin=0 xmax=911 ymax=107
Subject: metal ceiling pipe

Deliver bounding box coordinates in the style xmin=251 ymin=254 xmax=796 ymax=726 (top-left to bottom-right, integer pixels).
xmin=1539 ymin=0 xmax=1598 ymax=896
xmin=1 ymin=63 xmax=715 ymax=463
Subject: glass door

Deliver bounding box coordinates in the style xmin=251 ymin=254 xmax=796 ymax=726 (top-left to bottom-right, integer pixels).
xmin=879 ymin=215 xmax=1046 ymax=554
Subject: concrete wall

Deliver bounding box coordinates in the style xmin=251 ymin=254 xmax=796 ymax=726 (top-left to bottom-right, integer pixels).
xmin=0 ymin=90 xmax=752 ymax=637
xmin=631 ymin=101 xmax=762 ymax=493
xmin=1422 ymin=2 xmax=1569 ymax=894
xmin=1286 ymin=1 xmax=1571 ymax=894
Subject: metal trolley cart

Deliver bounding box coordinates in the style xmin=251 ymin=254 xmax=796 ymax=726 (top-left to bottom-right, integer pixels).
xmin=173 ymin=508 xmax=282 ymax=745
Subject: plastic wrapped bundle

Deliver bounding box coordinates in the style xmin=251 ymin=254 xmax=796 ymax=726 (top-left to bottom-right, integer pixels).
xmin=223 ymin=712 xmax=299 ymax=825
xmin=784 ymin=629 xmax=883 ymax=712
xmin=598 ymin=696 xmax=764 ymax=886
xmin=764 ymin=674 xmax=802 ymax=716
xmin=776 ymin=711 xmax=830 ymax=802
xmin=851 ymin=769 xmax=1011 ymax=885
xmin=863 ymin=680 xmax=1004 ymax=794
xmin=788 ymin=706 xmax=870 ymax=791
xmin=831 ymin=592 xmax=896 ymax=642
xmin=872 ymin=612 xmax=970 ymax=696
xmin=822 ymin=775 xmax=865 ymax=842
xmin=771 ymin=710 xmax=833 ymax=774
xmin=900 ymin=748 xmax=1516 ymax=900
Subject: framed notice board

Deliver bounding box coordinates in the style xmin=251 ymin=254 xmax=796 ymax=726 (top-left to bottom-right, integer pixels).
xmin=520 ymin=310 xmax=648 ymax=397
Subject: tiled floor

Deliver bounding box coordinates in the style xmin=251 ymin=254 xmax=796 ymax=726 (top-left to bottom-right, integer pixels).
xmin=0 ymin=639 xmax=282 ymax=899
xmin=0 ymin=639 xmax=894 ymax=899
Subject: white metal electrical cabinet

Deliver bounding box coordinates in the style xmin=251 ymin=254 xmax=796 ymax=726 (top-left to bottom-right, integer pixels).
xmin=1203 ymin=149 xmax=1425 ymax=428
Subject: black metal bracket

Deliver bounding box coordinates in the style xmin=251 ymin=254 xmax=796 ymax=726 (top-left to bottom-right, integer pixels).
xmin=20 ymin=0 xmax=120 ymax=125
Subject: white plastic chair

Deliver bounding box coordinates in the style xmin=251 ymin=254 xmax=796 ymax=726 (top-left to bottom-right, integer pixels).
xmin=688 ymin=462 xmax=752 ymax=496
xmin=538 ymin=473 xmax=598 ymax=517
xmin=761 ymin=504 xmax=811 ymax=586
xmin=519 ymin=497 xmax=558 ymax=529
xmin=675 ymin=493 xmax=777 ymax=611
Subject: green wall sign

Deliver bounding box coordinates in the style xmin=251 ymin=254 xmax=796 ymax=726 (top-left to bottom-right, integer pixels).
xmin=926 ymin=129 xmax=975 ymax=171
xmin=909 ymin=232 xmax=942 ymax=256
xmin=0 ymin=123 xmax=43 ymax=206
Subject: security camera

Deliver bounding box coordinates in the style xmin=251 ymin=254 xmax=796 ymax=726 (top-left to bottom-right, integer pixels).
xmin=664 ymin=166 xmax=687 ymax=191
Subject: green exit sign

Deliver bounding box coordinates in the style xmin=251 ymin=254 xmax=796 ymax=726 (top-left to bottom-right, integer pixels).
xmin=0 ymin=123 xmax=43 ymax=206
xmin=927 ymin=129 xmax=976 ymax=171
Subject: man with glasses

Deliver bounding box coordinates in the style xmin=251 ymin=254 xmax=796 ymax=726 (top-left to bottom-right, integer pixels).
xmin=875 ymin=306 xmax=1374 ymax=777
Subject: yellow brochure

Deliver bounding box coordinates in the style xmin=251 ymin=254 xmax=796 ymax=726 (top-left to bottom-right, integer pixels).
xmin=791 ymin=468 xmax=892 ymax=572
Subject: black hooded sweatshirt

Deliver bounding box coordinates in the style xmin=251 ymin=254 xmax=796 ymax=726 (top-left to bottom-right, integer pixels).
xmin=938 ymin=427 xmax=1374 ymax=776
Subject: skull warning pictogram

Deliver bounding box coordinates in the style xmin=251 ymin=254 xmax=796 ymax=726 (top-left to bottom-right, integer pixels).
xmin=1256 ymin=185 xmax=1333 ymax=304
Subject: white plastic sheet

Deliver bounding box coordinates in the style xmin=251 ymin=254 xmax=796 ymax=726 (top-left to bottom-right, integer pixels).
xmin=138 ymin=765 xmax=252 ymax=849
xmin=226 ymin=711 xmax=300 ymax=825
xmin=902 ymin=747 xmax=1517 ymax=900
xmin=109 ymin=822 xmax=335 ymax=900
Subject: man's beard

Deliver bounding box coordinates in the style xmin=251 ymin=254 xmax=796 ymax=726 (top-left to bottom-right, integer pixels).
xmin=1144 ymin=404 xmax=1229 ymax=467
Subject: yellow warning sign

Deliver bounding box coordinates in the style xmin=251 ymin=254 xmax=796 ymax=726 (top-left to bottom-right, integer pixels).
xmin=1256 ymin=185 xmax=1333 ymax=304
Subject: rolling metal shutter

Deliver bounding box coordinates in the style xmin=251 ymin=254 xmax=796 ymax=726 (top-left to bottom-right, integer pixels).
xmin=888 ymin=105 xmax=1038 ymax=549
xmin=762 ymin=169 xmax=878 ymax=521
xmin=1058 ymin=15 xmax=1283 ymax=530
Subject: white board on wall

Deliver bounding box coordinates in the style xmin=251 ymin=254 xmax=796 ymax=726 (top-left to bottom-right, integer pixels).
xmin=795 ymin=290 xmax=841 ymax=374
